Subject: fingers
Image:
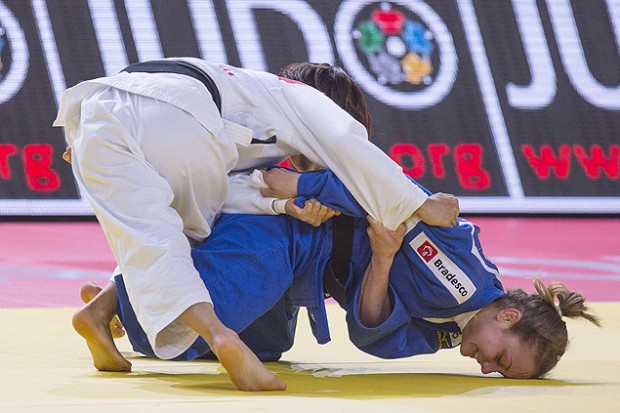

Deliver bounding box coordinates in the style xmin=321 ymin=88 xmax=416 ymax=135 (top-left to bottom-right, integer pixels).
xmin=261 ymin=168 xmax=300 ymax=198
xmin=286 ymin=199 xmax=339 ymax=227
xmin=62 ymin=146 xmax=72 ymax=164
xmin=440 ymin=193 xmax=460 ymax=226
xmin=365 ymin=215 xmax=405 ymax=258
xmin=303 ymin=199 xmax=337 ymax=226
xmin=453 ymin=197 xmax=460 ymax=226
xmin=416 ymin=192 xmax=460 ymax=227
xmin=367 ymin=216 xmax=407 ymax=235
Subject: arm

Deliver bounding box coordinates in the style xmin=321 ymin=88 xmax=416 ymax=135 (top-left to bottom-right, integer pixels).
xmin=223 ymin=172 xmax=283 ymax=215
xmin=357 ymin=217 xmax=406 ymax=327
xmin=273 ymin=82 xmax=459 ymax=228
xmin=223 ymin=170 xmax=340 ymax=226
xmin=262 ymin=168 xmax=459 ymax=225
xmin=274 ymin=83 xmax=431 ymax=229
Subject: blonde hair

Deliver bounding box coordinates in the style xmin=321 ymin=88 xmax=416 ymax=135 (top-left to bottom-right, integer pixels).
xmin=494 ymin=278 xmax=600 ymax=378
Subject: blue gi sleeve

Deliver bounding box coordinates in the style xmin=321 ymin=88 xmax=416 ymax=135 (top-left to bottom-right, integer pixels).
xmin=294 ymin=169 xmax=433 ymax=218
xmin=346 ymin=284 xmax=438 ymax=358
xmin=294 ymin=169 xmax=368 ymax=217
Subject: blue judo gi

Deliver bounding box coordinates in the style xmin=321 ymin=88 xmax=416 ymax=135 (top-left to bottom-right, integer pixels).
xmin=115 ymin=170 xmax=505 ymax=361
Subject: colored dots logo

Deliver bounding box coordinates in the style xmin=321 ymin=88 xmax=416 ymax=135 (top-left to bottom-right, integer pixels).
xmin=352 ymin=2 xmax=436 ymax=86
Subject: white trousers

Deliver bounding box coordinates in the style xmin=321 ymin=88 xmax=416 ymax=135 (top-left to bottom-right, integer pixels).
xmin=71 ymin=87 xmax=239 ymax=358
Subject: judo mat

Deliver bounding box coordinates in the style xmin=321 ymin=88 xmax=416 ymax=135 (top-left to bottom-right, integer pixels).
xmin=1 ymin=217 xmax=619 ymax=412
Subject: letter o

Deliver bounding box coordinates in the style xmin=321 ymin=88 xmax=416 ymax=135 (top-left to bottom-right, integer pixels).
xmin=0 ymin=2 xmax=29 ymax=104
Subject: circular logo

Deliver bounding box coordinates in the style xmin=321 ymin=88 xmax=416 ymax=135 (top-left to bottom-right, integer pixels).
xmin=0 ymin=2 xmax=29 ymax=104
xmin=335 ymin=0 xmax=458 ymax=110
xmin=0 ymin=26 xmax=6 ymax=74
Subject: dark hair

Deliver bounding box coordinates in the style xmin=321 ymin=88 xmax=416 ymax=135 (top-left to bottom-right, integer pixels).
xmin=278 ymin=62 xmax=372 ymax=137
xmin=494 ymin=278 xmax=600 ymax=378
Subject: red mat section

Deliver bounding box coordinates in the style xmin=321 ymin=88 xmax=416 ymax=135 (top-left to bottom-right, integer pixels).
xmin=470 ymin=217 xmax=620 ymax=302
xmin=0 ymin=222 xmax=113 ymax=308
xmin=0 ymin=218 xmax=618 ymax=308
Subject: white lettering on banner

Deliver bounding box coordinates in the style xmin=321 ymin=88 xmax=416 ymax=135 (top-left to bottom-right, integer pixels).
xmin=187 ymin=0 xmax=228 ymax=63
xmin=457 ymin=0 xmax=524 ymax=198
xmin=125 ymin=0 xmax=163 ymax=61
xmin=547 ymin=0 xmax=620 ymax=110
xmin=334 ymin=0 xmax=458 ymax=110
xmin=225 ymin=0 xmax=334 ymax=71
xmin=31 ymin=0 xmax=64 ymax=107
xmin=409 ymin=232 xmax=477 ymax=304
xmin=507 ymin=0 xmax=556 ymax=109
xmin=87 ymin=0 xmax=128 ymax=75
xmin=30 ymin=0 xmax=88 ymax=201
xmin=0 ymin=0 xmax=29 ymax=104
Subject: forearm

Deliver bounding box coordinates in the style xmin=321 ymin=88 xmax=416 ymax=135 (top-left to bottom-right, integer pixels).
xmin=223 ymin=172 xmax=284 ymax=215
xmin=277 ymin=85 xmax=428 ymax=229
xmin=356 ymin=255 xmax=394 ymax=328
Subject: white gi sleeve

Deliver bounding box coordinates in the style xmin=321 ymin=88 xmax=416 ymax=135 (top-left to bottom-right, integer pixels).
xmin=273 ymin=83 xmax=428 ymax=230
xmin=223 ymin=171 xmax=287 ymax=215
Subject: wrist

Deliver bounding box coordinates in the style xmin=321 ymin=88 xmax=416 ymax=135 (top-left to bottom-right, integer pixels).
xmin=369 ymin=255 xmax=394 ymax=271
xmin=270 ymin=198 xmax=289 ymax=214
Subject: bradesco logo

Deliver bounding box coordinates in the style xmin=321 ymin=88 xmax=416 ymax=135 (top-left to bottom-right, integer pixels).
xmin=335 ymin=0 xmax=458 ymax=110
xmin=416 ymin=240 xmax=438 ymax=262
xmin=409 ymin=232 xmax=476 ymax=304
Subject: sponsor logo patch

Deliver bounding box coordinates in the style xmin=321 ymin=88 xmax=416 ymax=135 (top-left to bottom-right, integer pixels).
xmin=436 ymin=331 xmax=462 ymax=349
xmin=410 ymin=232 xmax=477 ymax=304
xmin=416 ymin=240 xmax=438 ymax=262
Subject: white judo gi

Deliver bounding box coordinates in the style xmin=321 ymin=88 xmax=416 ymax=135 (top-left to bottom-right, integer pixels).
xmin=53 ymin=58 xmax=428 ymax=359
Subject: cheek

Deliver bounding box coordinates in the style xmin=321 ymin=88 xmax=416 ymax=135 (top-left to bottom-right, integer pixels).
xmin=475 ymin=336 xmax=501 ymax=359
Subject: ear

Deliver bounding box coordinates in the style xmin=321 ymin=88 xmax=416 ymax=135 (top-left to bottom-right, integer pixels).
xmin=496 ymin=308 xmax=522 ymax=327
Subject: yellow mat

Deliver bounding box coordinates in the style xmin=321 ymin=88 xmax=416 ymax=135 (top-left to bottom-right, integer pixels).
xmin=1 ymin=303 xmax=618 ymax=413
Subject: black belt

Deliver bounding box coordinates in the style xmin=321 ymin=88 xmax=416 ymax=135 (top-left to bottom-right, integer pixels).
xmin=323 ymin=214 xmax=354 ymax=306
xmin=122 ymin=60 xmax=222 ymax=113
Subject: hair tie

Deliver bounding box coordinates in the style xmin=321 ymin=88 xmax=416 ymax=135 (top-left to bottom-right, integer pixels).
xmin=553 ymin=295 xmax=563 ymax=317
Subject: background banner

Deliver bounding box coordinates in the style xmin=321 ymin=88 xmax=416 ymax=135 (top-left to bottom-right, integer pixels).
xmin=0 ymin=0 xmax=618 ymax=215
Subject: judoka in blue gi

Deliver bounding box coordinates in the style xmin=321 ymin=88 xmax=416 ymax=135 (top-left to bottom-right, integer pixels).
xmin=81 ymin=168 xmax=599 ymax=381
xmin=115 ymin=166 xmax=502 ymax=356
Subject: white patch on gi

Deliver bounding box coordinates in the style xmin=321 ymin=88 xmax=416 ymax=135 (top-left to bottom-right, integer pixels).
xmin=409 ymin=232 xmax=477 ymax=304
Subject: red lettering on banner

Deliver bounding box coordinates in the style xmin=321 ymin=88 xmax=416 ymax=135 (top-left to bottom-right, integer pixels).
xmin=521 ymin=144 xmax=619 ymax=180
xmin=428 ymin=143 xmax=450 ymax=178
xmin=573 ymin=144 xmax=620 ymax=180
xmin=0 ymin=144 xmax=18 ymax=180
xmin=453 ymin=144 xmax=491 ymax=190
xmin=521 ymin=144 xmax=571 ymax=179
xmin=0 ymin=143 xmax=61 ymax=192
xmin=390 ymin=143 xmax=426 ymax=178
xmin=22 ymin=144 xmax=60 ymax=191
xmin=388 ymin=142 xmax=491 ymax=191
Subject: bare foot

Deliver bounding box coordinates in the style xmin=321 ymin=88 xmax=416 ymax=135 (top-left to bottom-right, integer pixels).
xmin=179 ymin=301 xmax=286 ymax=391
xmin=72 ymin=284 xmax=132 ymax=372
xmin=211 ymin=329 xmax=286 ymax=391
xmin=80 ymin=282 xmax=125 ymax=338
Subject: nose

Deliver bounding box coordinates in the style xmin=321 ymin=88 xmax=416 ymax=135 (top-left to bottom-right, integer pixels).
xmin=480 ymin=361 xmax=497 ymax=374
